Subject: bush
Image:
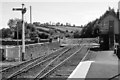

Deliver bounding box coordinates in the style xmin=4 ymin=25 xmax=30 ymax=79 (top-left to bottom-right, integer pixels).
xmin=73 ymin=31 xmax=81 ymax=38
xmin=38 ymin=33 xmax=49 ymax=39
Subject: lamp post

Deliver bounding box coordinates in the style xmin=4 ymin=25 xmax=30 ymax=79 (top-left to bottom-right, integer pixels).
xmin=13 ymin=3 xmax=26 ymax=61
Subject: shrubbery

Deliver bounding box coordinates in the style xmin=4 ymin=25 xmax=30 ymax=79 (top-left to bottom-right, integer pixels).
xmin=73 ymin=30 xmax=81 ymax=38
xmin=38 ymin=33 xmax=49 ymax=39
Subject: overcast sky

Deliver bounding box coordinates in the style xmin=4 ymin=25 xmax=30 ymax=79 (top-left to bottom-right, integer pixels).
xmin=0 ymin=0 xmax=119 ymax=29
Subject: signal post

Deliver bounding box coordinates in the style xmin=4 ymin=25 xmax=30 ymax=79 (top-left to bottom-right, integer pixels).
xmin=13 ymin=4 xmax=26 ymax=61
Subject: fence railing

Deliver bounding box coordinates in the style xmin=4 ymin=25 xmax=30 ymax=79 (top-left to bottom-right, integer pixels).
xmin=0 ymin=41 xmax=56 ymax=61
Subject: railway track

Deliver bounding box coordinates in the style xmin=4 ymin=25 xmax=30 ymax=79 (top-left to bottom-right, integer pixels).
xmin=33 ymin=45 xmax=82 ymax=79
xmin=37 ymin=45 xmax=89 ymax=80
xmin=1 ymin=46 xmax=70 ymax=79
xmin=11 ymin=45 xmax=87 ymax=80
xmin=4 ymin=45 xmax=82 ymax=79
xmin=47 ymin=46 xmax=89 ymax=79
xmin=1 ymin=39 xmax=92 ymax=80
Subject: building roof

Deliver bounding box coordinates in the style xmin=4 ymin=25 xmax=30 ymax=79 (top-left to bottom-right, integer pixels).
xmin=98 ymin=8 xmax=119 ymax=23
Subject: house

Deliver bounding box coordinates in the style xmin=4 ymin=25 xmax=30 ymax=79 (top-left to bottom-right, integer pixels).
xmin=98 ymin=8 xmax=120 ymax=50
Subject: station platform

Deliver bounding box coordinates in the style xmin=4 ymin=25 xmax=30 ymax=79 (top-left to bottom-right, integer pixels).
xmin=68 ymin=51 xmax=119 ymax=80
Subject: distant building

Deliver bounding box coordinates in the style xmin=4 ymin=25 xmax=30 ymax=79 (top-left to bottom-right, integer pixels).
xmin=98 ymin=8 xmax=120 ymax=50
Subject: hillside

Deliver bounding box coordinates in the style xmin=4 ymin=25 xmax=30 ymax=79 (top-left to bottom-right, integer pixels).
xmin=35 ymin=25 xmax=82 ymax=38
xmin=49 ymin=26 xmax=82 ymax=32
xmin=36 ymin=25 xmax=82 ymax=33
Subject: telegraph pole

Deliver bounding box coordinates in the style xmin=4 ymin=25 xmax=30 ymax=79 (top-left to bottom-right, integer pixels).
xmin=13 ymin=3 xmax=26 ymax=61
xmin=30 ymin=6 xmax=32 ymax=23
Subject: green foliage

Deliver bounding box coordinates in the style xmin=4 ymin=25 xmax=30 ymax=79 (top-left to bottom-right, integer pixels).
xmin=49 ymin=29 xmax=58 ymax=35
xmin=8 ymin=18 xmax=22 ymax=39
xmin=80 ymin=19 xmax=99 ymax=38
xmin=8 ymin=19 xmax=17 ymax=29
xmin=33 ymin=21 xmax=75 ymax=27
xmin=26 ymin=23 xmax=36 ymax=32
xmin=38 ymin=33 xmax=49 ymax=39
xmin=30 ymin=32 xmax=38 ymax=39
xmin=7 ymin=18 xmax=37 ymax=39
xmin=33 ymin=22 xmax=41 ymax=26
xmin=0 ymin=28 xmax=12 ymax=38
xmin=80 ymin=8 xmax=117 ymax=38
xmin=73 ymin=30 xmax=81 ymax=38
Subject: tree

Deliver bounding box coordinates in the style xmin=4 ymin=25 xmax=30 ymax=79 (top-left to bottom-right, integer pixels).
xmin=30 ymin=32 xmax=38 ymax=39
xmin=26 ymin=23 xmax=36 ymax=32
xmin=1 ymin=28 xmax=12 ymax=38
xmin=8 ymin=19 xmax=17 ymax=30
xmin=8 ymin=18 xmax=33 ymax=39
xmin=61 ymin=23 xmax=63 ymax=26
xmin=73 ymin=24 xmax=75 ymax=27
xmin=38 ymin=33 xmax=48 ymax=39
xmin=8 ymin=18 xmax=22 ymax=39
xmin=33 ymin=22 xmax=41 ymax=26
xmin=65 ymin=23 xmax=71 ymax=27
xmin=73 ymin=30 xmax=81 ymax=38
xmin=56 ymin=22 xmax=60 ymax=26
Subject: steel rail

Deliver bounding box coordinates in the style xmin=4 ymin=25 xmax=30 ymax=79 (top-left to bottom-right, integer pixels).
xmin=34 ymin=45 xmax=84 ymax=79
xmin=7 ymin=47 xmax=71 ymax=79
xmin=1 ymin=47 xmax=66 ymax=78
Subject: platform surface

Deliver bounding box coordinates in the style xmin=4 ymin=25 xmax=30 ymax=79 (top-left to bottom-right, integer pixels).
xmin=68 ymin=51 xmax=119 ymax=80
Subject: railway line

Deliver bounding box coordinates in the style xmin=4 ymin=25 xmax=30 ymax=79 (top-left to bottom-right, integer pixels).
xmin=7 ymin=45 xmax=80 ymax=79
xmin=39 ymin=45 xmax=89 ymax=79
xmin=1 ymin=39 xmax=92 ymax=80
xmin=1 ymin=46 xmax=70 ymax=79
xmin=34 ymin=45 xmax=83 ymax=79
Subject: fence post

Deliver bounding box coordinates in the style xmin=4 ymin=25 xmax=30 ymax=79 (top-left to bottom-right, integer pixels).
xmin=5 ymin=46 xmax=8 ymax=60
xmin=18 ymin=45 xmax=21 ymax=62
